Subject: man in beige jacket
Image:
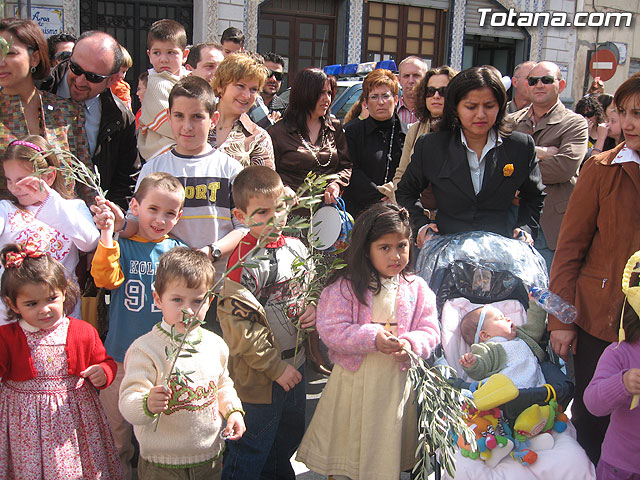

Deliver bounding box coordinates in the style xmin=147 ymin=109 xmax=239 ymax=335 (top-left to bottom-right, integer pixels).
xmin=509 ymin=61 xmax=588 ymax=270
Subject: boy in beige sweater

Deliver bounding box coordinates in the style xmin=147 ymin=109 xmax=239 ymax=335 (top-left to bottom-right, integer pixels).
xmin=119 ymin=247 xmax=245 ymax=479
xmin=137 ymin=19 xmax=191 ymax=160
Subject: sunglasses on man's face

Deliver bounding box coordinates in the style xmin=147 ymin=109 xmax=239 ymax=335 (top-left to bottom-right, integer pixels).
xmin=69 ymin=59 xmax=112 ymax=84
xmin=583 ymin=111 xmax=596 ymax=118
xmin=425 ymin=86 xmax=447 ymax=98
xmin=527 ymin=75 xmax=556 ymax=86
xmin=266 ymin=69 xmax=283 ymax=81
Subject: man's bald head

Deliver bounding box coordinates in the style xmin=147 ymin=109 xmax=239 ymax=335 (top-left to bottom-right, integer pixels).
xmin=74 ymin=31 xmax=123 ymax=74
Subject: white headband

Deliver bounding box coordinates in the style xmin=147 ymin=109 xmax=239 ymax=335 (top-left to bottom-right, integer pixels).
xmin=473 ymin=305 xmax=489 ymax=344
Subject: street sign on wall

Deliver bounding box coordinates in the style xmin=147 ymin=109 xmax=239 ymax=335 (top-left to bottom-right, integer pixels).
xmin=589 ymin=49 xmax=617 ymax=81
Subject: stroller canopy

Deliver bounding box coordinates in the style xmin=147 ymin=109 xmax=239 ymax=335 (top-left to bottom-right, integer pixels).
xmin=416 ymin=231 xmax=549 ymax=312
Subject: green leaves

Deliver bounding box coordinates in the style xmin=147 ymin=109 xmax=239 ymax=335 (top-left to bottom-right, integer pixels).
xmin=405 ymin=350 xmax=476 ymax=478
xmin=29 ymin=147 xmax=105 ymax=198
xmin=154 ymin=172 xmax=344 ymax=430
xmin=0 ymin=36 xmax=12 ymax=62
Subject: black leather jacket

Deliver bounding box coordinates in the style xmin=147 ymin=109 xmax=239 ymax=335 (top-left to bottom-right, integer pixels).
xmin=39 ymin=60 xmax=139 ymax=210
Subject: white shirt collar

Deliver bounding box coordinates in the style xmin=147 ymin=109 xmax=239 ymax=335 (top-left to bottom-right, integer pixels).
xmin=19 ymin=317 xmax=64 ymax=332
xmin=611 ymin=145 xmax=640 ymax=165
xmin=460 ymin=129 xmax=503 ymax=195
xmin=460 ymin=128 xmax=503 ymax=153
xmin=381 ymin=275 xmax=400 ymax=290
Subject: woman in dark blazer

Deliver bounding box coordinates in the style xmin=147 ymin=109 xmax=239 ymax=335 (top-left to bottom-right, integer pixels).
xmin=396 ymin=66 xmax=545 ymax=247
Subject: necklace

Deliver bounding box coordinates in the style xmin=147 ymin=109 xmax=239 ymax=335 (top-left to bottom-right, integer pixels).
xmin=298 ymin=131 xmax=333 ymax=168
xmin=382 ymin=119 xmax=396 ymax=183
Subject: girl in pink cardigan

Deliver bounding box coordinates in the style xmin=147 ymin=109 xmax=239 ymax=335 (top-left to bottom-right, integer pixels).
xmin=0 ymin=243 xmax=123 ymax=479
xmin=297 ymin=203 xmax=440 ymax=480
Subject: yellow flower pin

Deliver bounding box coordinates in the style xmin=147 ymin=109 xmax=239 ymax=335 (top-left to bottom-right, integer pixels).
xmin=503 ymin=164 xmax=514 ymax=177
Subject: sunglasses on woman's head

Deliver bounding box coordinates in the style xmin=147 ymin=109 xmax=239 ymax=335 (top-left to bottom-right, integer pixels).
xmin=527 ymin=75 xmax=556 ymax=86
xmin=425 ymin=86 xmax=447 ymax=98
xmin=69 ymin=60 xmax=112 ymax=84
xmin=55 ymin=51 xmax=71 ymax=62
xmin=266 ymin=69 xmax=283 ymax=81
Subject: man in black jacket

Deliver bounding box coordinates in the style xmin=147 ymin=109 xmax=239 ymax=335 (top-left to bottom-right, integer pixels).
xmin=39 ymin=30 xmax=139 ymax=211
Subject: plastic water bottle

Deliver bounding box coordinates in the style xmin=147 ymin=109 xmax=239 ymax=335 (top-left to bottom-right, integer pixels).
xmin=528 ymin=286 xmax=577 ymax=324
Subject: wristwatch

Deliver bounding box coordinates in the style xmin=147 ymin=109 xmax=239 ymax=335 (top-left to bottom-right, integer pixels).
xmin=209 ymin=243 xmax=222 ymax=261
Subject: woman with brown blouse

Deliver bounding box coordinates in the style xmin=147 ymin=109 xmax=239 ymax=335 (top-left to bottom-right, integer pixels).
xmin=268 ymin=68 xmax=351 ymax=203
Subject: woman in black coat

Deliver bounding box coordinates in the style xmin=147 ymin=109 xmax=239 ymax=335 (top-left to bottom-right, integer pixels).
xmin=342 ymin=68 xmax=405 ymax=217
xmin=396 ymin=66 xmax=545 ymax=248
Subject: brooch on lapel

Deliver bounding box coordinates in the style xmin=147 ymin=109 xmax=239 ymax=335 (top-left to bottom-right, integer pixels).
xmin=503 ymin=164 xmax=514 ymax=177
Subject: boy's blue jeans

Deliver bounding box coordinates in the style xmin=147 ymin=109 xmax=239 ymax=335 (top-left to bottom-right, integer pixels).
xmin=222 ymin=366 xmax=306 ymax=480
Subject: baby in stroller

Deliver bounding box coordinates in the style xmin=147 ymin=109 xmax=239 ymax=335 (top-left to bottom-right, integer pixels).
xmin=459 ymin=304 xmax=546 ymax=389
xmin=416 ymin=232 xmax=595 ymax=479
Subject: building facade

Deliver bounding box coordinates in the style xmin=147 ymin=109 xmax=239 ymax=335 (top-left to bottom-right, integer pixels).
xmin=6 ymin=0 xmax=635 ymax=104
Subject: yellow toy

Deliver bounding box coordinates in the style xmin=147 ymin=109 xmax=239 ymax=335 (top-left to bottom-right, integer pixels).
xmin=472 ymin=373 xmax=519 ymax=411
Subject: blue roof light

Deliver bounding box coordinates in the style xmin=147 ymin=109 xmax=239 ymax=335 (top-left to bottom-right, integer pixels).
xmin=376 ymin=60 xmax=398 ymax=71
xmin=323 ymin=64 xmax=342 ymax=75
xmin=340 ymin=63 xmax=358 ymax=75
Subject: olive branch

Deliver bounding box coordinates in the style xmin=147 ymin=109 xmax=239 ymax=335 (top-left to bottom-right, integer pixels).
xmin=154 ymin=172 xmax=340 ymax=430
xmin=0 ymin=36 xmax=13 ymax=62
xmin=283 ymin=173 xmax=347 ymax=363
xmin=27 ymin=147 xmax=105 ymax=200
xmin=404 ymin=347 xmax=477 ymax=478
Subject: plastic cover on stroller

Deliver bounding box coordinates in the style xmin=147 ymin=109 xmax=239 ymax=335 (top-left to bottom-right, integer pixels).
xmin=416 ymin=231 xmax=548 ymax=313
xmin=416 ymin=231 xmax=572 ymax=412
xmin=415 ymin=232 xmax=593 ymax=479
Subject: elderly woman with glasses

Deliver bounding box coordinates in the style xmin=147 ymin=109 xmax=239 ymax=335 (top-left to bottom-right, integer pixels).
xmin=396 ymin=66 xmax=545 ymax=248
xmin=0 ymin=18 xmax=91 ymax=201
xmin=342 ymin=69 xmax=405 ymax=217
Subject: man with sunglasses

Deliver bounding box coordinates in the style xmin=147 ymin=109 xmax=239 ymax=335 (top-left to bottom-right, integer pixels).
xmin=47 ymin=32 xmax=76 ymax=67
xmin=260 ymin=52 xmax=287 ymax=121
xmin=39 ymin=31 xmax=139 ymax=211
xmin=509 ymin=61 xmax=588 ymax=270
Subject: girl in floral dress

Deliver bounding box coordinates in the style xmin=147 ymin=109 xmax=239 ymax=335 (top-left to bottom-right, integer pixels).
xmin=0 ymin=135 xmax=99 ymax=324
xmin=0 ymin=243 xmax=123 ymax=479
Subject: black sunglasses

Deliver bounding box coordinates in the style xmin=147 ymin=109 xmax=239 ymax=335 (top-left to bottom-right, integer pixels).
xmin=527 ymin=75 xmax=556 ymax=86
xmin=266 ymin=69 xmax=283 ymax=81
xmin=425 ymin=86 xmax=447 ymax=98
xmin=69 ymin=59 xmax=112 ymax=84
xmin=55 ymin=51 xmax=71 ymax=61
xmin=582 ymin=110 xmax=596 ymax=118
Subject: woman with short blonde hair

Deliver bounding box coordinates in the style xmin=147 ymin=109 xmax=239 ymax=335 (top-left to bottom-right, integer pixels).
xmin=209 ymin=52 xmax=274 ymax=168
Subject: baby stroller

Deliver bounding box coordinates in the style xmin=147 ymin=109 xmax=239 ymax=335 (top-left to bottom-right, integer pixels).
xmin=416 ymin=231 xmax=595 ymax=479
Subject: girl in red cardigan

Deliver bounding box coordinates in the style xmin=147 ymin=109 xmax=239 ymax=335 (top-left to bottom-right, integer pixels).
xmin=0 ymin=243 xmax=123 ymax=479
